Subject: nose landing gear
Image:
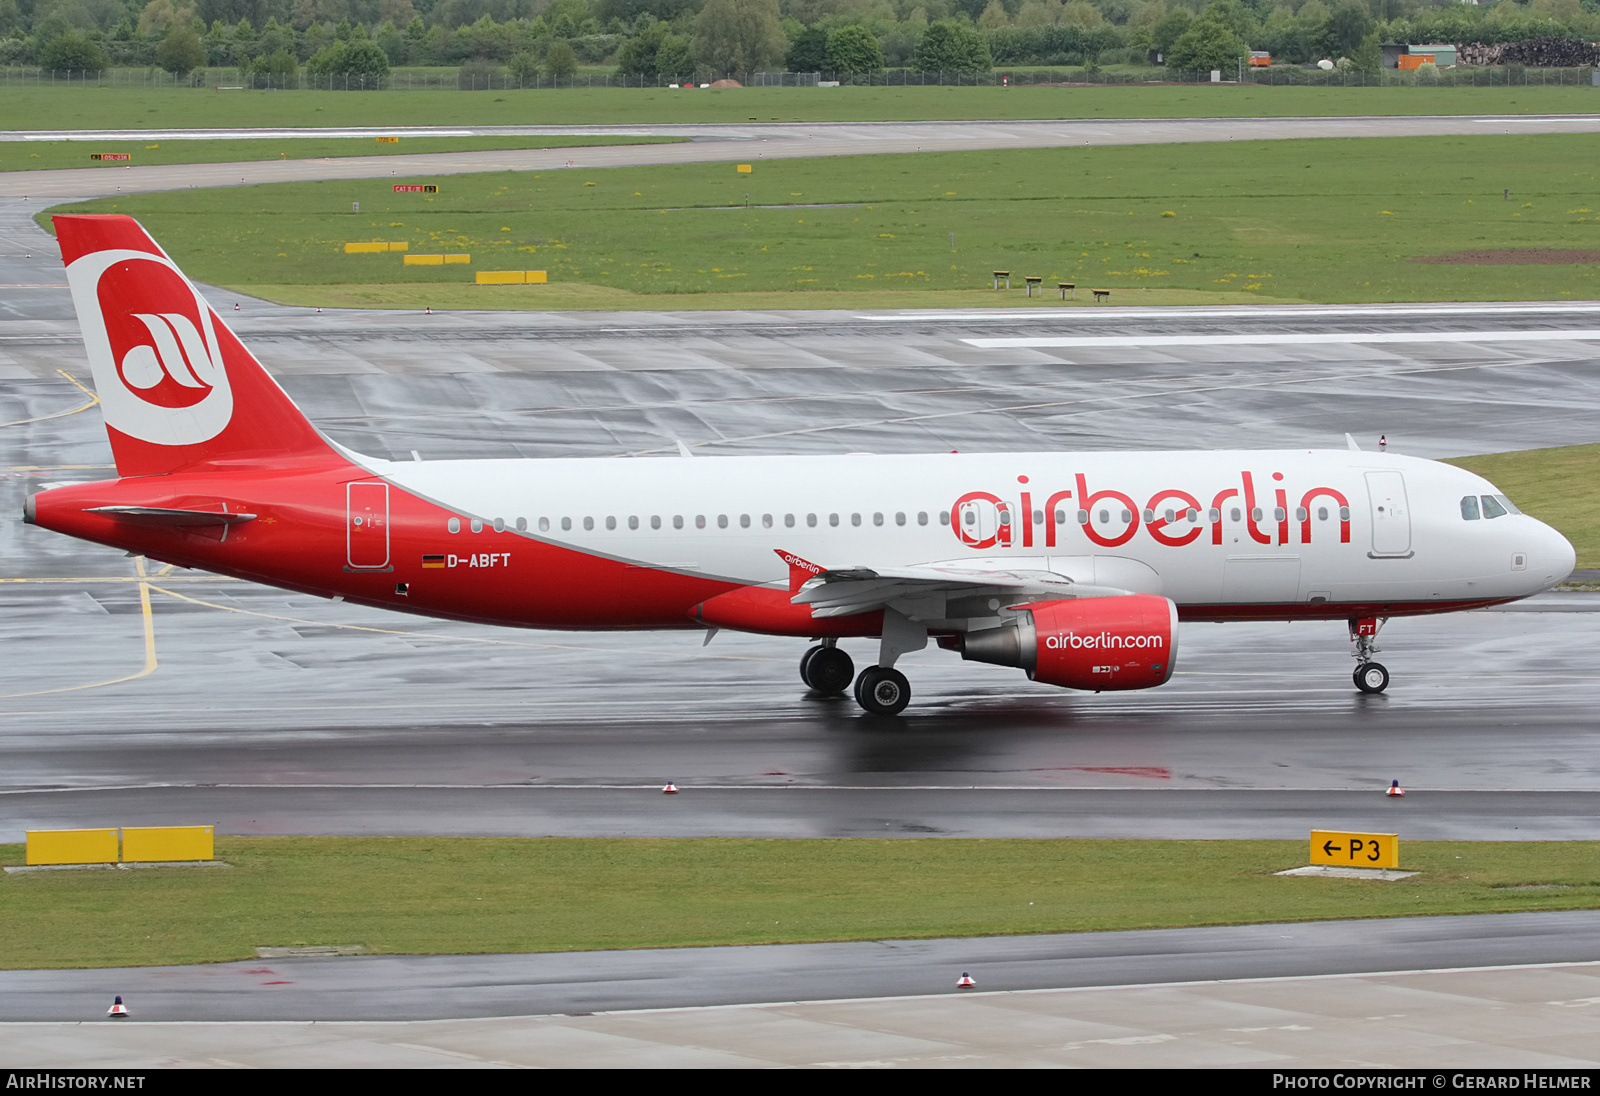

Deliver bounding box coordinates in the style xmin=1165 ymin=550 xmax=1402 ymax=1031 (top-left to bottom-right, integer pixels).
xmin=1350 ymin=617 xmax=1390 ymax=694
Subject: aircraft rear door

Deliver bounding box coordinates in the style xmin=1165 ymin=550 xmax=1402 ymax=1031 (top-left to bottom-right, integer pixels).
xmin=347 ymin=481 xmax=391 ymax=570
xmin=1365 ymin=470 xmax=1412 ymax=557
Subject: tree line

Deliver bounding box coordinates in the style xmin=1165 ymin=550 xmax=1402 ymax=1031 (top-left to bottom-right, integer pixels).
xmin=6 ymin=0 xmax=1600 ymax=80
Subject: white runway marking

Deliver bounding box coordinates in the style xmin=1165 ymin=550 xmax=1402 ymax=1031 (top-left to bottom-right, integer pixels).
xmin=867 ymin=303 xmax=1600 ymax=322
xmin=965 ymin=329 xmax=1600 ymax=349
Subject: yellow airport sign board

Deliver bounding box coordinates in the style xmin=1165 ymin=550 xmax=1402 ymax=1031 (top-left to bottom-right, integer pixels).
xmin=737 ymin=164 xmax=752 ymax=173
xmin=122 ymin=826 xmax=214 ymax=863
xmin=1310 ymin=830 xmax=1399 ymax=870
xmin=376 ymin=136 xmax=399 ymax=143
xmin=26 ymin=828 xmax=118 ymax=866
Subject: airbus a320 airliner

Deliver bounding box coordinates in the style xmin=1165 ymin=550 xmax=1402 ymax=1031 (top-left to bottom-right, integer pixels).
xmin=24 ymin=215 xmax=1577 ymax=714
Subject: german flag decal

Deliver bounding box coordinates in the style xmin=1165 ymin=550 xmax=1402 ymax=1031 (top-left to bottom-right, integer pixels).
xmin=422 ymin=554 xmax=446 ymax=569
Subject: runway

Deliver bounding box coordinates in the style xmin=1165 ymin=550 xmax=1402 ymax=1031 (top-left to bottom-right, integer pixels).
xmin=4 ymin=184 xmax=1600 ymax=841
xmin=3 ymin=114 xmax=1599 ymax=199
xmin=4 ymin=911 xmax=1599 ymax=1022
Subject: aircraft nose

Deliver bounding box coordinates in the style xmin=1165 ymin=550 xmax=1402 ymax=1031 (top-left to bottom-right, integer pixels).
xmin=1535 ymin=520 xmax=1576 ymax=586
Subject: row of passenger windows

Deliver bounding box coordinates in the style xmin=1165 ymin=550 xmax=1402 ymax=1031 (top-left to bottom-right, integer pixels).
xmin=995 ymin=506 xmax=1350 ymax=525
xmin=442 ymin=505 xmax=1352 ymax=534
xmin=1461 ymin=494 xmax=1521 ymax=521
xmin=446 ymin=512 xmax=946 ymax=534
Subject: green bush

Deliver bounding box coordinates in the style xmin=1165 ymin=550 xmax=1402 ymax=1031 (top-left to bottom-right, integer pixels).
xmin=39 ymin=30 xmax=108 ymax=72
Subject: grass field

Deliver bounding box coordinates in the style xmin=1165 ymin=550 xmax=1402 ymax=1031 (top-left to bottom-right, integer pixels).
xmin=44 ymin=133 xmax=1600 ymax=306
xmin=3 ymin=85 xmax=1599 ymax=131
xmin=1448 ymin=443 xmax=1600 ymax=568
xmin=0 ymin=837 xmax=1595 ymax=969
xmin=0 ymin=135 xmax=681 ymax=173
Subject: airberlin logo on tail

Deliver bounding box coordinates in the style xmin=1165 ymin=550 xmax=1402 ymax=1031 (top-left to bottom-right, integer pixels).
xmin=65 ymin=248 xmax=234 ymax=447
xmin=120 ymin=313 xmax=219 ymax=404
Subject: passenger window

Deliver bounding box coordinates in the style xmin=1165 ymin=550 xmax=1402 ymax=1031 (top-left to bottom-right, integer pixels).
xmin=1120 ymin=509 xmax=1132 ymax=522
xmin=470 ymin=519 xmax=483 ymax=533
xmin=1077 ymin=509 xmax=1089 ymax=524
xmin=1142 ymin=509 xmax=1155 ymax=523
xmin=939 ymin=511 xmax=950 ymax=525
xmin=1250 ymin=508 xmax=1262 ymax=522
xmin=1033 ymin=510 xmax=1043 ymax=524
xmin=561 ymin=517 xmax=572 ymax=531
xmin=851 ymin=513 xmax=862 ymax=527
xmin=739 ymin=515 xmax=751 ymax=529
xmin=1294 ymin=507 xmax=1307 ymax=521
xmin=1273 ymin=507 xmax=1286 ymax=522
xmin=538 ymin=517 xmax=550 ymax=532
xmin=1163 ymin=509 xmax=1175 ymax=523
xmin=830 ymin=513 xmax=840 ymax=527
xmin=583 ymin=517 xmax=594 ymax=531
xmin=673 ymin=515 xmax=684 ymax=530
xmin=1207 ymin=508 xmax=1220 ymax=522
xmin=1055 ymin=509 xmax=1067 ymax=524
xmin=1230 ymin=507 xmax=1241 ymax=522
xmin=1098 ymin=509 xmax=1109 ymax=523
xmin=447 ymin=517 xmax=461 ymax=533
xmin=515 ymin=517 xmax=527 ymax=532
xmin=874 ymin=512 xmax=884 ymax=526
xmin=785 ymin=514 xmax=795 ymax=528
xmin=895 ymin=512 xmax=906 ymax=526
xmin=697 ymin=515 xmax=707 ymax=529
xmin=807 ymin=513 xmax=818 ymax=527
xmin=493 ymin=518 xmax=505 ymax=533
xmin=603 ymin=516 xmax=614 ymax=531
xmin=918 ymin=512 xmax=929 ymax=526
xmin=1461 ymin=495 xmax=1480 ymax=521
xmin=761 ymin=514 xmax=772 ymax=528
xmin=1339 ymin=506 xmax=1350 ymax=521
xmin=964 ymin=510 xmax=976 ymax=526
xmin=628 ymin=516 xmax=639 ymax=530
xmin=1317 ymin=507 xmax=1328 ymax=521
xmin=1481 ymin=495 xmax=1508 ymax=519
xmin=998 ymin=511 xmax=1010 ymax=526
xmin=650 ymin=516 xmax=661 ymax=530
xmin=717 ymin=515 xmax=728 ymax=529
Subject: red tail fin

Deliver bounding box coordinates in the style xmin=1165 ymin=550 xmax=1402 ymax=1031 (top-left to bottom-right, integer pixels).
xmin=56 ymin=214 xmax=336 ymax=477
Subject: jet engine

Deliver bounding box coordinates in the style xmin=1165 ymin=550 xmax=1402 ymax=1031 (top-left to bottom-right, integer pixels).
xmin=958 ymin=594 xmax=1178 ymax=691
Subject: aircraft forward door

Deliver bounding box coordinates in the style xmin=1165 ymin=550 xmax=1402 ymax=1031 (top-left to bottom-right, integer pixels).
xmin=347 ymin=481 xmax=391 ymax=570
xmin=1365 ymin=470 xmax=1412 ymax=557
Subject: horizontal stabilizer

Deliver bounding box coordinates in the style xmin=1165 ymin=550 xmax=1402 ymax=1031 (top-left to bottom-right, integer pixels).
xmin=85 ymin=505 xmax=257 ymax=527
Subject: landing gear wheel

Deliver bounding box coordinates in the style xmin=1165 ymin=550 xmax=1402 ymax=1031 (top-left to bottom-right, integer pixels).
xmin=854 ymin=665 xmax=911 ymax=716
xmin=799 ymin=645 xmax=821 ymax=688
xmin=806 ymin=647 xmax=854 ymax=696
xmin=1354 ymin=662 xmax=1390 ymax=694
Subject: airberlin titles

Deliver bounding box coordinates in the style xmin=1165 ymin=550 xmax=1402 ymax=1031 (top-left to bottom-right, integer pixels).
xmin=952 ymin=471 xmax=1353 ymax=551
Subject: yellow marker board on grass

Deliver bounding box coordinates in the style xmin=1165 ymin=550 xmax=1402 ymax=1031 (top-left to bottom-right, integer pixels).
xmin=26 ymin=828 xmax=118 ymax=865
xmin=1310 ymin=830 xmax=1399 ymax=870
xmin=737 ymin=164 xmax=752 ymax=173
xmin=122 ymin=826 xmax=214 ymax=863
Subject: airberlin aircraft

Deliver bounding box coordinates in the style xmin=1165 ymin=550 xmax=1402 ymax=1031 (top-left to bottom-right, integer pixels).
xmin=25 ymin=215 xmax=1577 ymax=714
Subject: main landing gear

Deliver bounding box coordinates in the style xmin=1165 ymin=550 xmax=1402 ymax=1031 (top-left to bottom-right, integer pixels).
xmin=800 ymin=640 xmax=854 ymax=696
xmin=802 ymin=610 xmax=929 ymax=716
xmin=1349 ymin=617 xmax=1390 ymax=694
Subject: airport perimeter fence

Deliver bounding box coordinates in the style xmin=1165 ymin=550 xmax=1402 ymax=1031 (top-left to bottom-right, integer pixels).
xmin=4 ymin=64 xmax=1598 ymax=91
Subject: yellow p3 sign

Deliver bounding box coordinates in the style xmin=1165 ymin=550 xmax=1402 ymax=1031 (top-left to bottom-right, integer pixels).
xmin=1310 ymin=830 xmax=1399 ymax=870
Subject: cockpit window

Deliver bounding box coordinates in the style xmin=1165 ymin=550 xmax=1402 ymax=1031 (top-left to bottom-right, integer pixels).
xmin=1480 ymin=495 xmax=1508 ymax=519
xmin=1495 ymin=494 xmax=1522 ymax=515
xmin=1460 ymin=495 xmax=1480 ymax=521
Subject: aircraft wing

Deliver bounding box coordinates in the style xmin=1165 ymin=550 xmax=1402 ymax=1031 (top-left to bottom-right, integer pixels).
xmin=790 ymin=562 xmax=1128 ymax=619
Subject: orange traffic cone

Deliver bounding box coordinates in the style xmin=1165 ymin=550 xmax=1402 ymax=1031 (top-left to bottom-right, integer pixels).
xmin=662 ymin=782 xmax=678 ymax=794
xmin=957 ymin=972 xmax=976 ymax=989
xmin=107 ymin=995 xmax=128 ymax=1018
xmin=1387 ymin=780 xmax=1405 ymax=798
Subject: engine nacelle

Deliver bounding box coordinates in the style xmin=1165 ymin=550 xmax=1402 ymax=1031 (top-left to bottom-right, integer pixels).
xmin=959 ymin=594 xmax=1178 ymax=691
